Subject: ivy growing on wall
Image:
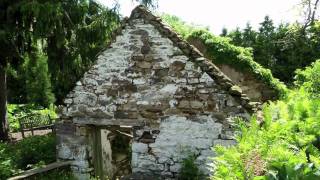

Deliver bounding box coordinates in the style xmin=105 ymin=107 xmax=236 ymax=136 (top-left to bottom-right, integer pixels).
xmin=162 ymin=14 xmax=287 ymax=99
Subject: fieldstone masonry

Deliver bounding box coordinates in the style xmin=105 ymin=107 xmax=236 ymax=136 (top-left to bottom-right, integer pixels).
xmin=57 ymin=5 xmax=257 ymax=179
xmin=188 ymin=37 xmax=277 ymax=102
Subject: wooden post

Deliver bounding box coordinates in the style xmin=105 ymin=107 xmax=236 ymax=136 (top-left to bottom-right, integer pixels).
xmin=31 ymin=121 xmax=34 ymax=136
xmin=47 ymin=115 xmax=53 ymax=133
xmin=93 ymin=127 xmax=103 ymax=179
xmin=48 ymin=115 xmax=52 ymax=125
xmin=19 ymin=118 xmax=25 ymax=138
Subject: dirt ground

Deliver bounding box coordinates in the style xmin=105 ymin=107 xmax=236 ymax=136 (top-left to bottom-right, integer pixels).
xmin=10 ymin=129 xmax=53 ymax=141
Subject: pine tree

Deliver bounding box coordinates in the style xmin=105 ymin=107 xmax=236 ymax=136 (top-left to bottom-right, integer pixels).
xmin=255 ymin=16 xmax=276 ymax=68
xmin=220 ymin=27 xmax=228 ymax=37
xmin=229 ymin=27 xmax=243 ymax=46
xmin=0 ymin=0 xmax=157 ymax=141
xmin=24 ymin=45 xmax=55 ymax=107
xmin=242 ymin=23 xmax=257 ymax=48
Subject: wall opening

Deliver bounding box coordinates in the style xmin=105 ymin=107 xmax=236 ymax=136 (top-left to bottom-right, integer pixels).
xmin=93 ymin=126 xmax=133 ymax=180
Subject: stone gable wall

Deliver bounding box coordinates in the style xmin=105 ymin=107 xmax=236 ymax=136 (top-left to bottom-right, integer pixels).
xmin=61 ymin=18 xmax=249 ymax=127
xmin=218 ymin=64 xmax=276 ymax=102
xmin=188 ymin=37 xmax=277 ymax=102
xmin=57 ymin=9 xmax=252 ymax=179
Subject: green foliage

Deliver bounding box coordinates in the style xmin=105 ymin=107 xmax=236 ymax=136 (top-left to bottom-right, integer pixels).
xmin=24 ymin=44 xmax=55 ymax=107
xmin=294 ymin=60 xmax=320 ymax=97
xmin=0 ymin=143 xmax=13 ymax=179
xmin=161 ymin=14 xmax=207 ymax=39
xmin=189 ymin=30 xmax=287 ymax=98
xmin=0 ymin=134 xmax=56 ymax=179
xmin=255 ymin=16 xmax=276 ymax=68
xmin=6 ymin=64 xmax=27 ymax=104
xmin=2 ymin=0 xmax=121 ymax=104
xmin=162 ymin=14 xmax=287 ymax=99
xmin=14 ymin=134 xmax=56 ymax=169
xmin=7 ymin=104 xmax=57 ymax=132
xmin=211 ymin=62 xmax=320 ymax=179
xmin=30 ymin=169 xmax=76 ymax=180
xmin=226 ymin=18 xmax=320 ymax=83
xmin=179 ymin=154 xmax=204 ymax=180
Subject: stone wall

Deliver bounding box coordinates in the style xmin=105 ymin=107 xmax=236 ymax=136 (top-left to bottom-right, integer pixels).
xmin=57 ymin=6 xmax=254 ymax=179
xmin=99 ymin=129 xmax=114 ymax=178
xmin=218 ymin=65 xmax=276 ymax=102
xmin=188 ymin=37 xmax=277 ymax=102
xmin=60 ymin=18 xmax=250 ymax=127
xmin=56 ymin=122 xmax=93 ymax=179
xmin=132 ymin=115 xmax=236 ymax=178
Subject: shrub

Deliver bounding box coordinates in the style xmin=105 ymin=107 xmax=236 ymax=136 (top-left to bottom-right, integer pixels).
xmin=13 ymin=134 xmax=56 ymax=169
xmin=294 ymin=59 xmax=320 ymax=97
xmin=0 ymin=134 xmax=56 ymax=179
xmin=211 ymin=89 xmax=320 ymax=179
xmin=161 ymin=14 xmax=208 ymax=39
xmin=179 ymin=154 xmax=204 ymax=180
xmin=0 ymin=143 xmax=14 ymax=179
xmin=211 ymin=62 xmax=320 ymax=179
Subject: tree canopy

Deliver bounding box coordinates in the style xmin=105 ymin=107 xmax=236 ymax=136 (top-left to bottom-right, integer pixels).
xmin=0 ymin=0 xmax=157 ymax=140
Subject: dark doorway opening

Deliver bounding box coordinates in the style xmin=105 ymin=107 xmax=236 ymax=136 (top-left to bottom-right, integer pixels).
xmin=93 ymin=126 xmax=133 ymax=180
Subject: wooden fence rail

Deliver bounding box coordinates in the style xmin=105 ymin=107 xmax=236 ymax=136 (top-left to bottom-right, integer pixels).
xmin=8 ymin=161 xmax=73 ymax=180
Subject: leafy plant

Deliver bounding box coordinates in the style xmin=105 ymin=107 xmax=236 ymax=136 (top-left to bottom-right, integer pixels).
xmin=211 ymin=61 xmax=320 ymax=179
xmin=0 ymin=134 xmax=56 ymax=179
xmin=13 ymin=134 xmax=56 ymax=169
xmin=188 ymin=29 xmax=287 ymax=99
xmin=211 ymin=90 xmax=320 ymax=179
xmin=179 ymin=154 xmax=204 ymax=180
xmin=30 ymin=168 xmax=76 ymax=180
xmin=161 ymin=14 xmax=208 ymax=39
xmin=0 ymin=143 xmax=15 ymax=179
xmin=294 ymin=60 xmax=320 ymax=97
xmin=162 ymin=14 xmax=287 ymax=99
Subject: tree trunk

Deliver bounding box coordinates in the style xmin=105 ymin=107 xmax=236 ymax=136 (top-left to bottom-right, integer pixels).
xmin=0 ymin=65 xmax=9 ymax=141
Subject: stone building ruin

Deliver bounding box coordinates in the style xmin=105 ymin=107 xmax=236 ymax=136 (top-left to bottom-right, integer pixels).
xmin=56 ymin=5 xmax=257 ymax=179
xmin=188 ymin=37 xmax=277 ymax=102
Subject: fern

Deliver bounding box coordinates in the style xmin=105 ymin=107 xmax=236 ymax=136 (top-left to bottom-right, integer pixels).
xmin=211 ymin=65 xmax=320 ymax=179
